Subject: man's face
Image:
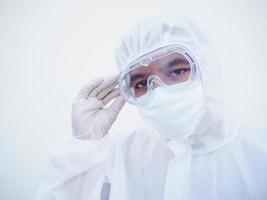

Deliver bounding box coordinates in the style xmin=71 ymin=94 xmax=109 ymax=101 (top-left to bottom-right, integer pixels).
xmin=129 ymin=53 xmax=192 ymax=97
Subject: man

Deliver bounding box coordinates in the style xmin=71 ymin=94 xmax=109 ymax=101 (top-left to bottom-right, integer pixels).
xmin=36 ymin=16 xmax=267 ymax=200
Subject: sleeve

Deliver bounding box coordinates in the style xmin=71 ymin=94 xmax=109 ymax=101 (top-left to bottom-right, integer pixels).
xmin=36 ymin=134 xmax=113 ymax=200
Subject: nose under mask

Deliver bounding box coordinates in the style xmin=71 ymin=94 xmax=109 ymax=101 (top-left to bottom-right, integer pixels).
xmin=136 ymin=80 xmax=204 ymax=140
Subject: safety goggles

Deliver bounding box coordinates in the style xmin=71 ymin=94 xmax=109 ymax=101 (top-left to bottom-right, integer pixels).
xmin=118 ymin=44 xmax=198 ymax=105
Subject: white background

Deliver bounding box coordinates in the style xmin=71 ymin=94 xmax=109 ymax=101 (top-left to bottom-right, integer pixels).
xmin=0 ymin=0 xmax=267 ymax=199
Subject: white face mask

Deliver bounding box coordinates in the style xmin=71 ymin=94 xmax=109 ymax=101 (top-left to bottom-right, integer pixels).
xmin=136 ymin=80 xmax=204 ymax=140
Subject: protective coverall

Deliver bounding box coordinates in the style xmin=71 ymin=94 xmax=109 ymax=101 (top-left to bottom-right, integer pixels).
xmin=36 ymin=16 xmax=267 ymax=200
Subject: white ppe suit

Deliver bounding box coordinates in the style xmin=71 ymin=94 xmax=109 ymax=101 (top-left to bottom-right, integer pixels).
xmin=36 ymin=16 xmax=267 ymax=200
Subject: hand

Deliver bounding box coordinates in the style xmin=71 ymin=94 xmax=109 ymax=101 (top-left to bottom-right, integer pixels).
xmin=71 ymin=75 xmax=125 ymax=140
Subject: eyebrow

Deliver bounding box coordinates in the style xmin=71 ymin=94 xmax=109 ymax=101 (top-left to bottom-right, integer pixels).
xmin=165 ymin=58 xmax=187 ymax=68
xmin=157 ymin=58 xmax=188 ymax=73
xmin=129 ymin=73 xmax=146 ymax=84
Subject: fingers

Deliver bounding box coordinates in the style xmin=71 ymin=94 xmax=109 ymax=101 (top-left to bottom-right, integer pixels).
xmin=88 ymin=75 xmax=118 ymax=98
xmin=76 ymin=77 xmax=104 ymax=99
xmin=96 ymin=80 xmax=118 ymax=100
xmin=106 ymin=95 xmax=126 ymax=115
xmin=102 ymin=88 xmax=120 ymax=105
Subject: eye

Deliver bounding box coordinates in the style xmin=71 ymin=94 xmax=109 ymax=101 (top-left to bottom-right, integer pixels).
xmin=170 ymin=68 xmax=188 ymax=76
xmin=134 ymin=79 xmax=147 ymax=89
